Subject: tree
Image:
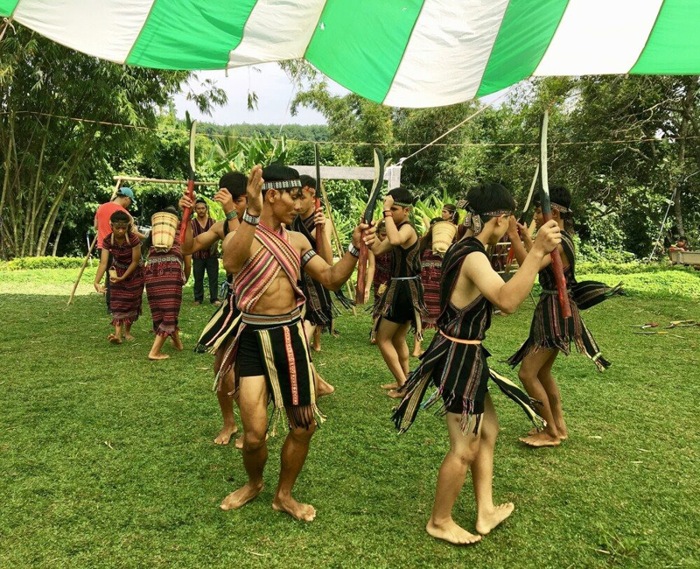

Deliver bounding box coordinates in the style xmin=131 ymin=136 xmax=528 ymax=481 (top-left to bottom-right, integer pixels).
xmin=0 ymin=25 xmax=225 ymax=259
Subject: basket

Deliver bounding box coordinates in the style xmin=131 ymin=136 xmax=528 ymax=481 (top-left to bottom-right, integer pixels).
xmin=151 ymin=212 xmax=178 ymax=250
xmin=432 ymin=221 xmax=456 ymax=255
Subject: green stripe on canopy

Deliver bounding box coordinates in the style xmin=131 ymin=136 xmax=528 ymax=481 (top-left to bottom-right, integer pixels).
xmin=477 ymin=0 xmax=569 ymax=97
xmin=0 ymin=0 xmax=19 ymax=15
xmin=126 ymin=0 xmax=257 ymax=69
xmin=632 ymin=0 xmax=700 ymax=74
xmin=305 ymin=0 xmax=424 ymax=104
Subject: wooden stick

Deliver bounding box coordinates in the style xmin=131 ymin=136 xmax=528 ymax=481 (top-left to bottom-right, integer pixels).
xmin=67 ymin=177 xmax=122 ymax=305
xmin=112 ymin=175 xmax=217 ymax=186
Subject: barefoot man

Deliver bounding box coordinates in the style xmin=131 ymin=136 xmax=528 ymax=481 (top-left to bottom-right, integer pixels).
xmin=180 ymin=172 xmax=248 ymax=446
xmin=292 ymin=174 xmax=336 ymax=396
xmin=218 ymin=164 xmax=374 ymax=521
xmin=392 ymin=183 xmax=561 ymax=545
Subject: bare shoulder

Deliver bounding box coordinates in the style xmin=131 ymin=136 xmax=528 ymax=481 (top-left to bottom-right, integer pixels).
xmin=288 ymin=229 xmax=312 ymax=254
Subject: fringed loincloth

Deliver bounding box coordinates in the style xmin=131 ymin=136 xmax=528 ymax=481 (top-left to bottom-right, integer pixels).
xmin=195 ymin=284 xmax=242 ymax=354
xmin=372 ymin=275 xmax=429 ymax=338
xmin=392 ymin=331 xmax=544 ymax=435
xmin=218 ymin=309 xmax=324 ymax=433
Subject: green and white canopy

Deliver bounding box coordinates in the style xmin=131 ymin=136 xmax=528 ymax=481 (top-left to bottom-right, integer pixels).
xmin=2 ymin=0 xmax=699 ymax=108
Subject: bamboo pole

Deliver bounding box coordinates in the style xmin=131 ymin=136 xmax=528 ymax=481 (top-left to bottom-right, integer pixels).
xmin=112 ymin=175 xmax=217 ymax=186
xmin=67 ymin=178 xmax=122 ymax=305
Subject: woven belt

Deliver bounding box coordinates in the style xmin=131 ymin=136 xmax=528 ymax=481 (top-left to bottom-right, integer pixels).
xmin=241 ymin=308 xmax=302 ymax=327
xmin=439 ymin=330 xmax=482 ymax=345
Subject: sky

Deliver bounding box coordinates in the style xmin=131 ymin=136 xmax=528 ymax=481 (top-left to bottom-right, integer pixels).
xmin=173 ymin=63 xmax=348 ymax=126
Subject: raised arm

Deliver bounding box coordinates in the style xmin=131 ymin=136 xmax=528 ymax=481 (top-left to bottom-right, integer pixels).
xmin=222 ymin=166 xmax=263 ymax=275
xmin=302 ymin=222 xmax=375 ymax=291
xmin=465 ymin=220 xmax=561 ymax=314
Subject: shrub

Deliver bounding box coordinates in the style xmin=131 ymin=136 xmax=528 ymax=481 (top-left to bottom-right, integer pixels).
xmin=1 ymin=257 xmax=85 ymax=270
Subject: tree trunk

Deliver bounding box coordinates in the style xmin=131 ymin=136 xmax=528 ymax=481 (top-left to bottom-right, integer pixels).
xmin=52 ymin=215 xmax=66 ymax=256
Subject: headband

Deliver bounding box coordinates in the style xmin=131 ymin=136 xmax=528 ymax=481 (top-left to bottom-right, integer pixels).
xmin=551 ymin=202 xmax=572 ymax=214
xmin=263 ymin=179 xmax=301 ymax=191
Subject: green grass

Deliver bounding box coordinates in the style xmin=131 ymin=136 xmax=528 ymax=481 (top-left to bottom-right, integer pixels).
xmin=0 ymin=267 xmax=699 ymax=568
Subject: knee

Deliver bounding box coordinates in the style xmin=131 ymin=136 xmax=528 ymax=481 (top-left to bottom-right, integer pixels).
xmin=289 ymin=423 xmax=316 ymax=441
xmin=450 ymin=444 xmax=478 ymax=467
xmin=518 ymin=368 xmax=534 ymax=384
xmin=243 ymin=430 xmax=267 ymax=451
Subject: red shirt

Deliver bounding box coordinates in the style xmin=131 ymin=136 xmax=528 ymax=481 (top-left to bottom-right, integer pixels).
xmin=95 ymin=202 xmax=129 ymax=248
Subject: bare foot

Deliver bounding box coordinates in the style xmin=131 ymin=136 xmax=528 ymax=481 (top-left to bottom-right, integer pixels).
xmin=220 ymin=482 xmax=263 ymax=511
xmin=124 ymin=333 xmax=135 ymax=341
xmin=213 ymin=424 xmax=238 ymax=445
xmin=234 ymin=436 xmax=244 ymax=450
xmin=148 ymin=353 xmax=169 ymax=361
xmin=476 ymin=503 xmax=515 ymax=535
xmin=171 ymin=335 xmax=184 ymax=351
xmin=108 ymin=334 xmax=122 ymax=345
xmin=317 ymin=379 xmax=335 ymax=398
xmin=272 ymin=495 xmax=317 ymax=522
xmin=387 ymin=389 xmax=404 ymax=399
xmin=527 ymin=426 xmax=568 ymax=441
xmin=381 ymin=382 xmax=398 ymax=390
xmin=519 ymin=432 xmax=561 ymax=448
xmin=426 ymin=519 xmax=482 ymax=545
xmin=412 ymin=350 xmax=424 ymax=358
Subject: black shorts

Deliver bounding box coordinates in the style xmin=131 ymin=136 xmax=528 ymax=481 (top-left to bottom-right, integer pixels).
xmin=384 ymin=282 xmax=414 ymax=324
xmin=236 ymin=325 xmax=266 ymax=377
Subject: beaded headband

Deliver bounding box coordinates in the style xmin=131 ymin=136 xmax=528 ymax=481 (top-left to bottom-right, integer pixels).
xmin=263 ymin=179 xmax=302 ymax=191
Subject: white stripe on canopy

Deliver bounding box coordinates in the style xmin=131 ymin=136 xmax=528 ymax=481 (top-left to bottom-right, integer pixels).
xmin=14 ymin=0 xmax=153 ymax=64
xmin=383 ymin=0 xmax=510 ymax=108
xmin=227 ymin=0 xmax=326 ymax=67
xmin=534 ymin=0 xmax=664 ymax=76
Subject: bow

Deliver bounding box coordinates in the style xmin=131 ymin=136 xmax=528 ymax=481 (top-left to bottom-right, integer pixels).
xmin=314 ymin=143 xmax=323 ymax=245
xmin=505 ymin=163 xmax=539 ymax=270
xmin=540 ymin=109 xmax=572 ymax=318
xmin=355 ymin=148 xmax=385 ymax=305
xmin=178 ymin=112 xmax=197 ymax=244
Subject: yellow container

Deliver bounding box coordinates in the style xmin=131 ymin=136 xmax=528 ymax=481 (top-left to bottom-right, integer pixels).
xmin=432 ymin=221 xmax=456 ymax=256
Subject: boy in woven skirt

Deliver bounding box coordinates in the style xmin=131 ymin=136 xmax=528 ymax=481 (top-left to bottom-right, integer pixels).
xmin=507 ymin=185 xmax=622 ymax=447
xmin=94 ymin=210 xmax=144 ymax=344
xmin=180 ymin=172 xmax=248 ymax=446
xmin=371 ymin=187 xmax=429 ymax=398
xmin=218 ymin=164 xmax=374 ymax=521
xmin=392 ymin=183 xmax=562 ymax=545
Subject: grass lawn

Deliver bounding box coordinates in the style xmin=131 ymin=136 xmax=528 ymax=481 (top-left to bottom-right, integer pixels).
xmin=0 ymin=266 xmax=698 ymax=568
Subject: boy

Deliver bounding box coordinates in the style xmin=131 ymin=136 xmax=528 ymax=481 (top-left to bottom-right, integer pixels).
xmin=392 ymin=182 xmax=561 ymax=545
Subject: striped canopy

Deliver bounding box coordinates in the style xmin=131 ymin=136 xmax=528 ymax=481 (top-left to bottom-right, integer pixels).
xmin=2 ymin=0 xmax=698 ymax=108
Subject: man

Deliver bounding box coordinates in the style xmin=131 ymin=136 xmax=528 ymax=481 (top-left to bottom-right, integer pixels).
xmin=191 ymin=198 xmax=221 ymax=306
xmin=93 ymin=187 xmax=143 ymax=309
xmin=218 ymin=164 xmax=374 ymax=522
xmin=370 ymin=187 xmax=428 ymax=398
xmin=392 ymin=183 xmax=561 ymax=545
xmin=292 ymin=175 xmax=335 ymax=395
xmin=180 ymin=172 xmax=248 ymax=446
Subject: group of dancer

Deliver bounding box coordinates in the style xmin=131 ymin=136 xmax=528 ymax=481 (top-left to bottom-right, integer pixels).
xmin=93 ymin=165 xmax=620 ymax=543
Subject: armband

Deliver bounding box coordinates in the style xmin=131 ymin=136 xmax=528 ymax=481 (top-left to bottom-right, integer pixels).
xmin=301 ymin=249 xmax=317 ymax=267
xmin=348 ymin=243 xmax=360 ymax=258
xmin=242 ymin=210 xmax=260 ymax=226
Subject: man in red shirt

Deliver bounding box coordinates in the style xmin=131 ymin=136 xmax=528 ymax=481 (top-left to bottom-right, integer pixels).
xmin=94 ymin=187 xmax=139 ymax=249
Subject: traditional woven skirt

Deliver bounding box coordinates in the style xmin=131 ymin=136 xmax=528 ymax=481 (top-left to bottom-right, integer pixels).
xmin=507 ymin=286 xmax=617 ymax=372
xmin=195 ymin=284 xmax=242 ymax=354
xmin=372 ymin=276 xmax=429 ymax=338
xmin=145 ymin=254 xmax=183 ymax=337
xmin=109 ymin=261 xmax=144 ymax=327
xmin=392 ymin=331 xmax=543 ymax=435
xmin=300 ymin=271 xmax=336 ymax=329
xmin=420 ymin=257 xmax=442 ymax=329
xmin=219 ymin=308 xmax=324 ymax=432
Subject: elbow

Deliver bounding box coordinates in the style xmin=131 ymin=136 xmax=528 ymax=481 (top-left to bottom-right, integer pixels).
xmin=387 ymin=236 xmax=402 ymax=246
xmin=223 ymin=257 xmax=237 ymax=275
xmin=499 ymin=304 xmax=517 ymax=315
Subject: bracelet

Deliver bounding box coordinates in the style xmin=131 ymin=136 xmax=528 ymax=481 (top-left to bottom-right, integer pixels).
xmin=348 ymin=243 xmax=360 ymax=258
xmin=225 ymin=210 xmax=237 ymax=221
xmin=242 ymin=210 xmax=260 ymax=226
xmin=383 ymin=210 xmax=392 ymax=218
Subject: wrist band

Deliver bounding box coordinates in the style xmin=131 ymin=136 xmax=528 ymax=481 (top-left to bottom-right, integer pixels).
xmin=383 ymin=210 xmax=392 ymax=218
xmin=242 ymin=210 xmax=260 ymax=226
xmin=348 ymin=243 xmax=360 ymax=258
xmin=225 ymin=210 xmax=237 ymax=221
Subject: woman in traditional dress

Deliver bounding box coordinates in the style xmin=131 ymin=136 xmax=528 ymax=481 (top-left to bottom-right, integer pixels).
xmin=94 ymin=210 xmax=144 ymax=344
xmin=144 ymin=207 xmax=185 ymax=360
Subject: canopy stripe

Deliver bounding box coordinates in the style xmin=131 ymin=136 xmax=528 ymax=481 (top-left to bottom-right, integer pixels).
xmin=2 ymin=0 xmax=700 ymax=108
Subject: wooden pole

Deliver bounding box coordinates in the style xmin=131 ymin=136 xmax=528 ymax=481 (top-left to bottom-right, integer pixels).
xmin=67 ymin=178 xmax=122 ymax=305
